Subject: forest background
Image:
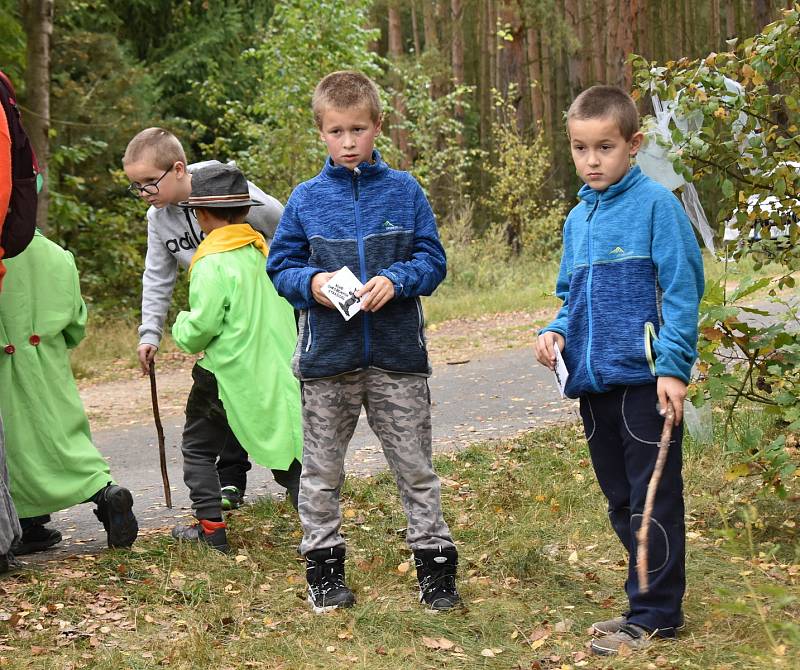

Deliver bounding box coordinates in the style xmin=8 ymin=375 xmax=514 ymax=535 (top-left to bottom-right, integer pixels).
xmin=0 ymin=0 xmax=788 ymax=311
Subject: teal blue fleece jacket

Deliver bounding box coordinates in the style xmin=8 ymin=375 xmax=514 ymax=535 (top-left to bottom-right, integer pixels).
xmin=541 ymin=166 xmax=704 ymax=398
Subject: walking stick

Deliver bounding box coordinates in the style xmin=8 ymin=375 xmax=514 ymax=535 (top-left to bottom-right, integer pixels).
xmin=148 ymin=359 xmax=173 ymax=509
xmin=636 ymin=402 xmax=675 ymax=594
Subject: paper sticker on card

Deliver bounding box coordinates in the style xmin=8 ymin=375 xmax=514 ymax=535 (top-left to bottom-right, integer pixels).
xmin=321 ymin=266 xmax=365 ymax=321
xmin=553 ymin=343 xmax=569 ymax=399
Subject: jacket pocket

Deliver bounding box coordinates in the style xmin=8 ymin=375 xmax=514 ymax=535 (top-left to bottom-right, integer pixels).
xmin=644 ymin=321 xmax=657 ymax=376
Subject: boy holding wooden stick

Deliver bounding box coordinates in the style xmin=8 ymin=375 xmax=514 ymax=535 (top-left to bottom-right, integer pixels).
xmin=535 ymin=85 xmax=704 ymax=655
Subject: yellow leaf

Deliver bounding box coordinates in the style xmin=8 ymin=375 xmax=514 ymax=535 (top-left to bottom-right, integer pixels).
xmin=480 ymin=649 xmax=495 ymax=657
xmin=397 ymin=561 xmax=411 ymax=575
xmin=725 ymin=463 xmax=751 ymax=481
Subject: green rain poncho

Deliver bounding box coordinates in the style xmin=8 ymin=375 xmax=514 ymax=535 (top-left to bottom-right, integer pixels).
xmin=172 ymin=225 xmax=303 ymax=469
xmin=0 ymin=232 xmax=112 ymax=518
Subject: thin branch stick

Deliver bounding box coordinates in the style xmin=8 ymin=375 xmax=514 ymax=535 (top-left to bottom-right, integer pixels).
xmin=636 ymin=403 xmax=675 ymax=593
xmin=148 ymin=360 xmax=172 ymax=509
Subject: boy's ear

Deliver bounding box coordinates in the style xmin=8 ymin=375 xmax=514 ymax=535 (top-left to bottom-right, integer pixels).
xmin=629 ymin=131 xmax=644 ymax=156
xmin=174 ymin=161 xmax=187 ymax=178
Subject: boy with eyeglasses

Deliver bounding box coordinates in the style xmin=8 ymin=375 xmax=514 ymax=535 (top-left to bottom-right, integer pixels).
xmin=122 ymin=128 xmax=300 ymax=511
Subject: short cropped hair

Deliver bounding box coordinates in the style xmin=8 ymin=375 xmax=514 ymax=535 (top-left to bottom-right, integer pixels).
xmin=567 ymin=86 xmax=640 ymax=141
xmin=196 ymin=205 xmax=250 ymax=225
xmin=123 ymin=127 xmax=187 ymax=169
xmin=312 ymin=71 xmax=382 ymax=128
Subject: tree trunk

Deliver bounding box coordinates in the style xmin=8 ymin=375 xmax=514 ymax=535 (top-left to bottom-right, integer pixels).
xmin=479 ymin=0 xmax=492 ymax=146
xmin=590 ymin=0 xmax=605 ymax=83
xmin=565 ymin=0 xmax=583 ymax=95
xmin=451 ymin=0 xmax=464 ymax=139
xmin=615 ymin=0 xmax=634 ymax=88
xmin=604 ymin=0 xmax=618 ymax=84
xmin=753 ymin=0 xmax=771 ymax=30
xmin=710 ymin=0 xmax=721 ymax=51
xmin=20 ymin=0 xmax=53 ymax=233
xmin=423 ymin=0 xmax=439 ymax=51
xmin=526 ymin=26 xmax=544 ymax=130
xmin=725 ymin=0 xmax=736 ymax=39
xmin=410 ymin=0 xmax=421 ymax=56
xmin=387 ymin=4 xmax=410 ymax=166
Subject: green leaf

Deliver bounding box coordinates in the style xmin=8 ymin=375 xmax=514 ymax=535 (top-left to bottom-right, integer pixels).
xmin=721 ymin=179 xmax=734 ymax=199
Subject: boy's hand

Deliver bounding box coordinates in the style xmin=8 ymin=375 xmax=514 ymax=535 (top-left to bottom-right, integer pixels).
xmin=358 ymin=276 xmax=394 ymax=312
xmin=657 ymin=376 xmax=687 ymax=426
xmin=535 ymin=331 xmax=565 ymax=370
xmin=310 ymin=272 xmax=336 ymax=308
xmin=137 ymin=344 xmax=157 ymax=376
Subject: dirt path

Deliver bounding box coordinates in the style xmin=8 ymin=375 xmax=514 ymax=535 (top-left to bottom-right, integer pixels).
xmin=77 ymin=310 xmax=551 ymax=430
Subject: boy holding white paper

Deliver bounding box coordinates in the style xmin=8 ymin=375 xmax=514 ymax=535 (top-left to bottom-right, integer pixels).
xmin=267 ymin=71 xmax=459 ymax=613
xmin=535 ymin=86 xmax=704 ymax=656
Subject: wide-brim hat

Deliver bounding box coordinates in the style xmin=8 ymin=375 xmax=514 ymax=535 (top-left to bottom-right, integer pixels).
xmin=178 ymin=163 xmax=263 ymax=208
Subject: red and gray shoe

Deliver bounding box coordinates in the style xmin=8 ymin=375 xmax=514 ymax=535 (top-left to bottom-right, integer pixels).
xmin=171 ymin=519 xmax=230 ymax=553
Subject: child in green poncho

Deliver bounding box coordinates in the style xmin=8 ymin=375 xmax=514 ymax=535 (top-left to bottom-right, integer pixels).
xmin=170 ymin=164 xmax=303 ymax=553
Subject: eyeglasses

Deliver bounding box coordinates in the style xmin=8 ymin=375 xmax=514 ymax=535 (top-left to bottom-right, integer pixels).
xmin=127 ymin=164 xmax=173 ymax=196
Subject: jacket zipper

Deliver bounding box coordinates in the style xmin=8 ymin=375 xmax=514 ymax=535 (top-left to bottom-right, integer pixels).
xmin=585 ymin=196 xmax=601 ymax=392
xmin=305 ymin=311 xmax=313 ymax=352
xmin=352 ymin=168 xmax=371 ymax=367
xmin=415 ymin=298 xmax=424 ymax=348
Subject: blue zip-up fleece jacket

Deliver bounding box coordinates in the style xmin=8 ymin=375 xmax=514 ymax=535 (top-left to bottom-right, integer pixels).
xmin=266 ymin=151 xmax=446 ymax=381
xmin=541 ymin=166 xmax=704 ymax=399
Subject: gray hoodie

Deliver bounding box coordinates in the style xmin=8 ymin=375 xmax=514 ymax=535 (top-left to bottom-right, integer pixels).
xmin=138 ymin=160 xmax=283 ymax=348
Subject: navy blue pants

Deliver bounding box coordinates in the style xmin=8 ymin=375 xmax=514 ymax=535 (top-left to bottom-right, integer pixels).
xmin=579 ymin=384 xmax=685 ymax=636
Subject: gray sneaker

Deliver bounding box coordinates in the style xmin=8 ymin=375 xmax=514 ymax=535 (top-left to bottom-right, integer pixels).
xmin=592 ymin=614 xmax=685 ymax=637
xmin=591 ymin=615 xmax=628 ymax=636
xmin=590 ymin=623 xmax=653 ymax=655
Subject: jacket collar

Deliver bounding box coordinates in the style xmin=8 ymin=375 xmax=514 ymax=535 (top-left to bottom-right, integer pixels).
xmin=578 ymin=165 xmax=646 ymax=205
xmin=321 ymin=150 xmax=388 ymax=181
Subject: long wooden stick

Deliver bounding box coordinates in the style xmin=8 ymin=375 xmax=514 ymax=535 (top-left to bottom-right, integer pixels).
xmin=636 ymin=402 xmax=675 ymax=593
xmin=148 ymin=360 xmax=172 ymax=509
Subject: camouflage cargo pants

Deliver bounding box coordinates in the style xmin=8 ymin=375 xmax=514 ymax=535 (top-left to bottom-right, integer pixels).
xmin=299 ymin=369 xmax=454 ymax=554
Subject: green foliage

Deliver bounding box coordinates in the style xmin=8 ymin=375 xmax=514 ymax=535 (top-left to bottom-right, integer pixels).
xmin=388 ymin=55 xmax=481 ymax=219
xmin=0 ymin=0 xmax=25 ymax=81
xmin=220 ymin=0 xmax=384 ymax=201
xmin=633 ymin=6 xmax=800 ymax=496
xmin=482 ymin=88 xmax=566 ymax=256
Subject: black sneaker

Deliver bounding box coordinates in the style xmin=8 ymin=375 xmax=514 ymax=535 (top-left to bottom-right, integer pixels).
xmin=220 ymin=486 xmax=244 ymax=511
xmin=12 ymin=524 xmax=62 ymax=555
xmin=171 ymin=519 xmax=230 ymax=553
xmin=305 ymin=546 xmax=356 ymax=613
xmin=93 ymin=485 xmax=138 ymax=548
xmin=414 ymin=546 xmax=462 ymax=611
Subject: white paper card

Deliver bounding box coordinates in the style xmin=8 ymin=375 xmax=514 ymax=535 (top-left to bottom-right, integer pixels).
xmin=553 ymin=343 xmax=569 ymax=398
xmin=321 ymin=266 xmax=365 ymax=321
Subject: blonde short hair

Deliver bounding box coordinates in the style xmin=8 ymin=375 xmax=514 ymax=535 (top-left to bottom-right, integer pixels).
xmin=123 ymin=127 xmax=187 ymax=169
xmin=312 ymin=71 xmax=382 ymax=128
xmin=567 ymin=86 xmax=640 ymax=141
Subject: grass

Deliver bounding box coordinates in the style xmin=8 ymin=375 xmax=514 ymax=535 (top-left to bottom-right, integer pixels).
xmin=1 ymin=421 xmax=798 ymax=669
xmin=69 ymin=319 xmax=183 ymax=381
xmin=422 ymin=257 xmax=561 ymax=324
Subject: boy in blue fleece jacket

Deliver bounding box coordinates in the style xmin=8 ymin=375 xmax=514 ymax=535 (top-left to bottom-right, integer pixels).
xmin=267 ymin=71 xmax=460 ymax=614
xmin=535 ymin=86 xmax=704 ymax=656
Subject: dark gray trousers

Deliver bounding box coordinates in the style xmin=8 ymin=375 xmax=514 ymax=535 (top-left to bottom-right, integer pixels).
xmin=181 ymin=364 xmax=301 ymax=519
